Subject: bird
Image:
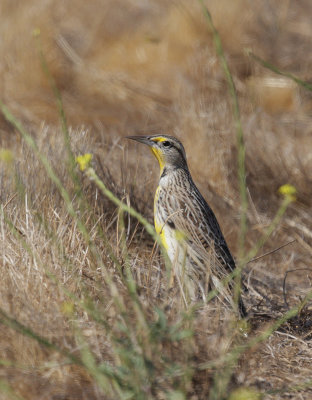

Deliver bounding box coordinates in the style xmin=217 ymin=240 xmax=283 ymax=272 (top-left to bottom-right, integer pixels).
xmin=127 ymin=134 xmax=246 ymax=316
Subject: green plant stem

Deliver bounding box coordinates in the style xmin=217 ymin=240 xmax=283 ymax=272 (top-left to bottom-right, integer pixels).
xmin=247 ymin=51 xmax=312 ymax=91
xmin=85 ymin=167 xmax=171 ymax=272
xmin=242 ymin=197 xmax=292 ymax=265
xmin=0 ymin=307 xmax=81 ymax=366
xmin=199 ymin=2 xmax=248 ymax=261
xmin=0 ymin=102 xmax=129 ymax=315
xmin=34 ymin=34 xmax=75 ymax=169
xmin=0 ymin=380 xmax=26 ymax=400
xmin=199 ymin=2 xmax=248 ymax=325
xmin=0 ymin=103 xmax=86 ymax=239
xmin=266 ymin=378 xmax=312 ymax=396
xmin=206 ymin=195 xmax=293 ymax=399
xmin=200 ymin=292 xmax=312 ymax=372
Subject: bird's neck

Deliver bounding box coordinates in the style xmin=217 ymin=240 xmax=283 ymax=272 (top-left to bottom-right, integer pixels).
xmin=159 ymin=165 xmax=189 ymax=180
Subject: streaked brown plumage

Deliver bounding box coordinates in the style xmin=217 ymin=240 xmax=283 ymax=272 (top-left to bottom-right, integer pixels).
xmin=127 ymin=134 xmax=246 ymax=316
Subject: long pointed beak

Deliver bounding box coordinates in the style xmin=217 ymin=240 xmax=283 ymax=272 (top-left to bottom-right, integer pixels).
xmin=126 ymin=135 xmax=155 ymax=147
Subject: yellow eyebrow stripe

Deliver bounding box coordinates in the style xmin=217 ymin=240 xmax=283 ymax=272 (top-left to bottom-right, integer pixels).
xmin=151 ymin=137 xmax=167 ymax=143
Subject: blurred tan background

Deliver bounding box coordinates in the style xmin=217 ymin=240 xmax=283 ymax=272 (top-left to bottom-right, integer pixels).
xmin=1 ymin=0 xmax=312 ymax=125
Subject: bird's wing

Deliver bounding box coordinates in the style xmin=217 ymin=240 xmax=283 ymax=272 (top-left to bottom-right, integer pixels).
xmin=161 ymin=180 xmax=246 ymax=313
xmin=164 ymin=187 xmax=236 ymax=279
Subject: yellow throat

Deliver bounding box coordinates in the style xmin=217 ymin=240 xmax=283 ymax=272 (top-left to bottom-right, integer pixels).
xmin=150 ymin=147 xmax=165 ymax=176
xmin=149 ymin=137 xmax=168 ymax=176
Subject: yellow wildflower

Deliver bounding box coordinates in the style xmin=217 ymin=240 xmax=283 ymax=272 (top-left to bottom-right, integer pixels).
xmin=76 ymin=153 xmax=93 ymax=171
xmin=278 ymin=184 xmax=297 ymax=202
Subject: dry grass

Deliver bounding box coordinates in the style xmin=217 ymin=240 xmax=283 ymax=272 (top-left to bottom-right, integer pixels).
xmin=0 ymin=0 xmax=312 ymax=399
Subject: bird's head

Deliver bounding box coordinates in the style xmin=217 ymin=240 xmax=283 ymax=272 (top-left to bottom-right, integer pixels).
xmin=126 ymin=135 xmax=188 ymax=175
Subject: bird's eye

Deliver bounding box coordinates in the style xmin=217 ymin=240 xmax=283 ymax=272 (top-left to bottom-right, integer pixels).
xmin=162 ymin=141 xmax=172 ymax=147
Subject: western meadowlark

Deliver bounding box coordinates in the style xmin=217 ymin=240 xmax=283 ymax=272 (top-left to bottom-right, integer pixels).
xmin=127 ymin=134 xmax=246 ymax=316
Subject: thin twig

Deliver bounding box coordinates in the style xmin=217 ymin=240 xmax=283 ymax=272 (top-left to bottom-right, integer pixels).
xmin=274 ymin=330 xmax=308 ymax=346
xmin=159 ymin=209 xmax=182 ymax=234
xmin=248 ymin=239 xmax=297 ymax=264
xmin=3 ymin=193 xmax=18 ymax=210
